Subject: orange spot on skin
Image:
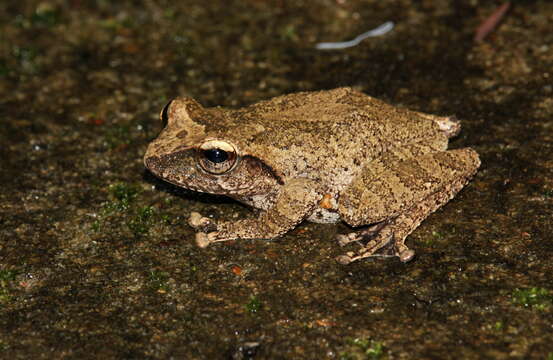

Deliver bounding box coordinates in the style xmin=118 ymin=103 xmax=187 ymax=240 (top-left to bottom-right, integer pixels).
xmin=319 ymin=193 xmax=333 ymax=209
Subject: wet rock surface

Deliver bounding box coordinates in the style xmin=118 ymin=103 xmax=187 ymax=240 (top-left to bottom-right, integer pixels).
xmin=1 ymin=1 xmax=552 ymax=358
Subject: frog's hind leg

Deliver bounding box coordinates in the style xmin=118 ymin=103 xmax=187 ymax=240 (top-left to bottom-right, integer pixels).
xmin=336 ymin=148 xmax=480 ymax=265
xmin=336 ymin=185 xmax=463 ymax=264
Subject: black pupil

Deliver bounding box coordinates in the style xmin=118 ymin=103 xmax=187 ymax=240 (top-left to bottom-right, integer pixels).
xmin=203 ymin=148 xmax=228 ymax=163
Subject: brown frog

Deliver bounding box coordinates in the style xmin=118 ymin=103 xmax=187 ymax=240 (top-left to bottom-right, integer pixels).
xmin=144 ymin=87 xmax=480 ymax=264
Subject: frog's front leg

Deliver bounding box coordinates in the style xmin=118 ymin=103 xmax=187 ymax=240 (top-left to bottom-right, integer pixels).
xmin=190 ymin=178 xmax=322 ymax=247
xmin=336 ymin=148 xmax=480 ymax=264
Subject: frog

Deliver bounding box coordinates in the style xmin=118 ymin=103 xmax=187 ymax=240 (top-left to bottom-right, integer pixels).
xmin=143 ymin=87 xmax=480 ymax=264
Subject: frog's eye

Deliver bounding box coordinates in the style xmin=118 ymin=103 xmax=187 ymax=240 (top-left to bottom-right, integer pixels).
xmin=159 ymin=100 xmax=173 ymax=128
xmin=197 ymin=140 xmax=238 ymax=174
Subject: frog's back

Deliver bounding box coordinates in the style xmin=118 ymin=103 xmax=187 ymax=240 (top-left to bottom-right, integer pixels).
xmin=230 ymin=88 xmax=446 ymax=159
xmin=203 ymin=87 xmax=449 ymax=193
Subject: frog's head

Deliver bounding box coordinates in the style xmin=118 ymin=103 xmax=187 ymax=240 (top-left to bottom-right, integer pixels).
xmin=144 ymin=98 xmax=283 ymax=197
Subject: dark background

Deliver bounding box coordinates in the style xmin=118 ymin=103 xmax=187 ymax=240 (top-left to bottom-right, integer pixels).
xmin=1 ymin=1 xmax=552 ymax=358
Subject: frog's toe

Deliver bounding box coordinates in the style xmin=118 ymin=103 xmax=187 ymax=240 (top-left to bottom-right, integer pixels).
xmin=336 ymin=223 xmax=386 ymax=247
xmin=396 ymin=244 xmax=416 ymax=263
xmin=399 ymin=249 xmax=415 ymax=262
xmin=335 ymin=239 xmax=387 ymax=264
xmin=195 ymin=232 xmax=211 ymax=248
xmin=335 ymin=247 xmax=396 ymax=264
xmin=335 ymin=253 xmax=355 ymax=265
xmin=335 ymin=233 xmax=413 ymax=264
xmin=195 ymin=231 xmax=221 ymax=248
xmin=336 ymin=233 xmax=358 ymax=246
xmin=335 ymin=250 xmax=383 ymax=264
xmin=189 ymin=212 xmax=207 ymax=228
xmin=188 ymin=212 xmax=217 ymax=232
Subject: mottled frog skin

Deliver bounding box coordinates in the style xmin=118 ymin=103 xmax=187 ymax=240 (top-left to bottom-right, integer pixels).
xmin=144 ymin=87 xmax=480 ymax=264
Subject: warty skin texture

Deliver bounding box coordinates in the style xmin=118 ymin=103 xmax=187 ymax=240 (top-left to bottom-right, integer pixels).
xmin=144 ymin=87 xmax=480 ymax=264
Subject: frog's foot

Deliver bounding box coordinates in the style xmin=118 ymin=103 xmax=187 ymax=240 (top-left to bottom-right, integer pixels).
xmin=335 ymin=229 xmax=415 ymax=265
xmin=194 ymin=231 xmax=217 ymax=248
xmin=188 ymin=212 xmax=217 ymax=233
xmin=189 ymin=212 xmax=223 ymax=248
xmin=195 ymin=230 xmax=252 ymax=247
xmin=336 ymin=240 xmax=415 ymax=265
xmin=336 ymin=222 xmax=387 ymax=246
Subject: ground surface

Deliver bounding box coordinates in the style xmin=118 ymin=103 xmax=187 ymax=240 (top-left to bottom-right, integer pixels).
xmin=1 ymin=1 xmax=552 ymax=359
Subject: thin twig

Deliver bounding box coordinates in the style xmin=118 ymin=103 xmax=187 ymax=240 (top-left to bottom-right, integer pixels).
xmin=474 ymin=2 xmax=511 ymax=42
xmin=316 ymin=21 xmax=394 ymax=50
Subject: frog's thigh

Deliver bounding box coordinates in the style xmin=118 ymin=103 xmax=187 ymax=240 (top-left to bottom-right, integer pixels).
xmin=336 ymin=176 xmax=475 ymax=264
xmin=336 ymin=148 xmax=480 ymax=264
xmin=338 ymin=148 xmax=480 ymax=226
